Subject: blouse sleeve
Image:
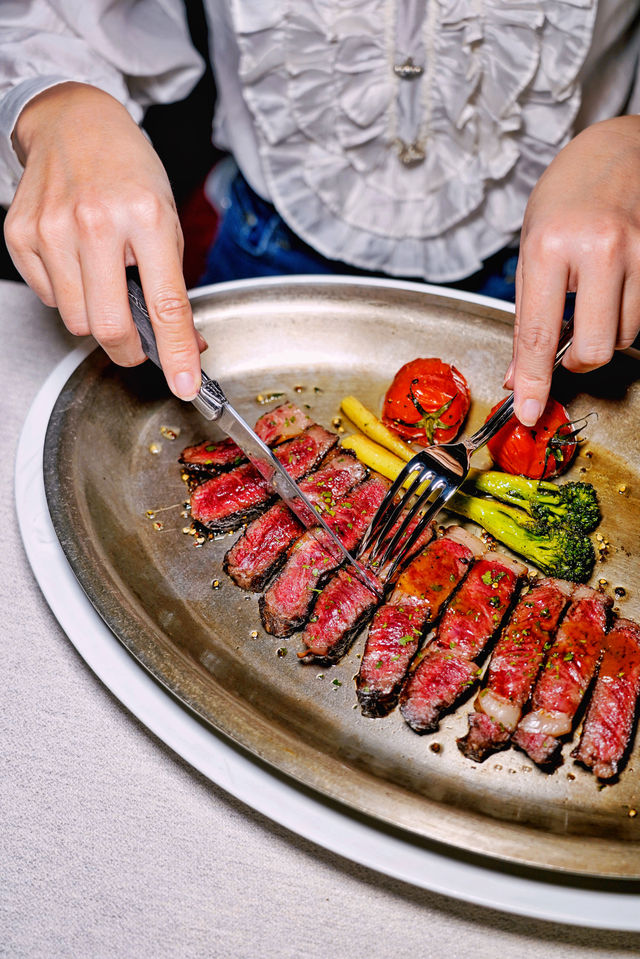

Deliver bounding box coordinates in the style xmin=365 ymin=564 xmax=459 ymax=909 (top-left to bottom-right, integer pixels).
xmin=0 ymin=0 xmax=204 ymax=206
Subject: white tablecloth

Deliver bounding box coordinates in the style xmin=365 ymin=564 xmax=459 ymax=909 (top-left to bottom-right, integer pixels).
xmin=2 ymin=279 xmax=639 ymax=959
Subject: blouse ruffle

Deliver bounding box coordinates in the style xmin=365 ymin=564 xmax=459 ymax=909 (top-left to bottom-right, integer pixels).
xmin=231 ymin=0 xmax=597 ymax=281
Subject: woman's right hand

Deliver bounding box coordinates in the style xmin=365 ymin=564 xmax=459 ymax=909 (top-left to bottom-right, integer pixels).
xmin=5 ymin=81 xmax=203 ymax=400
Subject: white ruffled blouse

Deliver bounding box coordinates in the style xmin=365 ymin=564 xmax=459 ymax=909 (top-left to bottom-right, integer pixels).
xmin=2 ymin=0 xmax=640 ymax=281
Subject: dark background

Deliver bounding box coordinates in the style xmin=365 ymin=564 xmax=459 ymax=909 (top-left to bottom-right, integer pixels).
xmin=0 ymin=0 xmax=218 ymax=283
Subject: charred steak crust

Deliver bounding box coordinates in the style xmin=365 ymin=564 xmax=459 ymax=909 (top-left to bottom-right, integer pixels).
xmin=179 ymin=403 xmax=313 ymax=475
xmin=190 ymin=424 xmax=338 ymax=533
xmin=512 ymin=586 xmax=613 ymax=767
xmin=571 ymin=618 xmax=640 ymax=779
xmin=224 ymin=451 xmax=367 ymax=592
xmin=357 ymin=529 xmax=477 ymax=718
xmin=457 ymin=578 xmax=573 ymax=762
xmin=399 ymin=552 xmax=527 ymax=734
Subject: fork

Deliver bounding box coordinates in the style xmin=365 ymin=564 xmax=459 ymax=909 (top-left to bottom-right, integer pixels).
xmin=357 ymin=316 xmax=576 ymax=581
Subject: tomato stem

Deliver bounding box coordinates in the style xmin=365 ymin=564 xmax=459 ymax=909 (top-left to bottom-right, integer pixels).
xmin=391 ymin=380 xmax=458 ymax=444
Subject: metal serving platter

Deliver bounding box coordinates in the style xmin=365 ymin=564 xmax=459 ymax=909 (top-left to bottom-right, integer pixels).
xmin=44 ymin=277 xmax=640 ymax=880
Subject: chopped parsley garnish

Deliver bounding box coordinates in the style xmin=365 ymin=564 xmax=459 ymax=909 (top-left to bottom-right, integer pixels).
xmin=398 ymin=634 xmax=416 ymax=647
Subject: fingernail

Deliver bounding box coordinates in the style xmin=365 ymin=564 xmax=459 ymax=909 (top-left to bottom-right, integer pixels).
xmin=503 ymin=361 xmax=514 ymax=388
xmin=174 ymin=371 xmax=199 ymax=401
xmin=196 ymin=331 xmax=208 ymax=353
xmin=519 ymin=398 xmax=542 ymax=427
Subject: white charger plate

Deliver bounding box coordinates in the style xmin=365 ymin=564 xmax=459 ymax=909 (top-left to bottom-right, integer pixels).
xmin=16 ymin=277 xmax=640 ymax=931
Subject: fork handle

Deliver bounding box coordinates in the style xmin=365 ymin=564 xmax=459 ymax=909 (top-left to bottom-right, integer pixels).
xmin=465 ymin=315 xmax=575 ymax=454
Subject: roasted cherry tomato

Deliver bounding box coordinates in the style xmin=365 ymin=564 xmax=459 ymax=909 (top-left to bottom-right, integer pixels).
xmin=382 ymin=358 xmax=470 ymax=446
xmin=486 ymin=396 xmax=580 ymax=479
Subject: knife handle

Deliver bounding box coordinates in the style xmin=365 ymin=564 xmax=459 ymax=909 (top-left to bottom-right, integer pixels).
xmin=127 ymin=276 xmax=162 ymax=369
xmin=126 ymin=274 xmax=227 ymax=421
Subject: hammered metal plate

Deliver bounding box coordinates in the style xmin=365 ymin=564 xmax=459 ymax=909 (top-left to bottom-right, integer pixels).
xmin=44 ymin=278 xmax=640 ymax=879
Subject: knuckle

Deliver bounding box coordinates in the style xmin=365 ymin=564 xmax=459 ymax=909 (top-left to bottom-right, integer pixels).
xmin=65 ymin=320 xmax=90 ymax=337
xmin=3 ymin=209 xmax=30 ymax=251
xmin=518 ymin=322 xmax=557 ymax=356
xmin=578 ymin=219 xmax=624 ymax=261
xmin=73 ymin=199 xmax=112 ymax=236
xmin=152 ymin=290 xmax=191 ymax=327
xmin=516 ymin=369 xmax=549 ymax=391
xmin=129 ymin=190 xmax=165 ymax=227
xmin=616 ymin=333 xmax=637 ymax=349
xmin=95 ymin=319 xmax=130 ymax=350
xmin=39 ymin=290 xmax=57 ymax=309
xmin=62 ymin=311 xmax=90 ymax=336
xmin=523 ymin=228 xmax=567 ymax=264
xmin=163 ymin=346 xmax=196 ymax=369
xmin=573 ymin=341 xmax=614 ymax=368
xmin=35 ymin=210 xmax=67 ymax=246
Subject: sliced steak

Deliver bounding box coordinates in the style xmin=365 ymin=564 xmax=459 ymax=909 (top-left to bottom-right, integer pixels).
xmin=190 ymin=424 xmax=337 ymax=533
xmin=179 ymin=402 xmax=312 ymax=475
xmin=400 ymin=551 xmax=527 ymax=733
xmin=572 ymin=618 xmax=640 ymax=779
xmin=512 ymin=585 xmax=612 ymax=766
xmin=357 ymin=527 xmax=481 ymax=717
xmin=179 ymin=436 xmax=246 ymax=475
xmin=457 ymin=578 xmax=573 ymax=762
xmin=224 ymin=451 xmax=366 ymax=591
xmin=260 ymin=476 xmax=388 ymax=637
xmin=301 ymin=571 xmax=380 ymax=665
xmin=297 ymin=503 xmax=440 ymax=665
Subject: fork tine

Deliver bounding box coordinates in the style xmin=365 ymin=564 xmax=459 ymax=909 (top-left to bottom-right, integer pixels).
xmin=356 ymin=461 xmax=433 ymax=559
xmin=383 ymin=487 xmax=451 ymax=583
xmin=367 ymin=469 xmax=434 ymax=559
xmin=375 ymin=477 xmax=445 ymax=571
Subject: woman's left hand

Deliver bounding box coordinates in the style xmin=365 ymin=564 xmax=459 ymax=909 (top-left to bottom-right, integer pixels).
xmin=506 ymin=115 xmax=640 ymax=425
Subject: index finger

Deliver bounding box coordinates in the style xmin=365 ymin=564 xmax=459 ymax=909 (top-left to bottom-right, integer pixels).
xmin=134 ymin=230 xmax=201 ymax=401
xmin=512 ymin=256 xmax=568 ymax=426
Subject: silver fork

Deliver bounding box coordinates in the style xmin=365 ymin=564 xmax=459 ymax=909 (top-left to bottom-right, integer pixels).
xmin=358 ymin=316 xmax=576 ymax=581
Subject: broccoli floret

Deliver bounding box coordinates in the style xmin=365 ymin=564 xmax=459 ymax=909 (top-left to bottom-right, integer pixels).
xmin=448 ymin=492 xmax=596 ymax=583
xmin=466 ymin=472 xmax=600 ymax=533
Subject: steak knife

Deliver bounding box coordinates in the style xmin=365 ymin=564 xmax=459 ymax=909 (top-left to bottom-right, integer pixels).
xmin=127 ymin=276 xmax=383 ymax=598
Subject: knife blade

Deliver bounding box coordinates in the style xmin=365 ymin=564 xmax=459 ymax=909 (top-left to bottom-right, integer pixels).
xmin=126 ymin=275 xmax=383 ymax=598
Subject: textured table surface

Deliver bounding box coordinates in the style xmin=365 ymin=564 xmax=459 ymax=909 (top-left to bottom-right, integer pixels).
xmin=2 ymin=279 xmax=639 ymax=959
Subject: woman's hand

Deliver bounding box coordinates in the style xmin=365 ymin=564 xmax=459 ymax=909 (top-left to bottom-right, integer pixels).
xmin=5 ymin=82 xmax=204 ymax=400
xmin=507 ymin=115 xmax=640 ymax=425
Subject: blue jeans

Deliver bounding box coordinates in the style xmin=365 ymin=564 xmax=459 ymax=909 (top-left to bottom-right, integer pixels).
xmin=199 ymin=173 xmax=520 ymax=303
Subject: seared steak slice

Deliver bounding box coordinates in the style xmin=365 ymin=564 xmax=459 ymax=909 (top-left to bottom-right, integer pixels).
xmin=180 ymin=403 xmax=312 ymax=475
xmin=190 ymin=424 xmax=337 ymax=532
xmin=249 ymin=403 xmax=315 ymax=446
xmin=179 ymin=436 xmax=246 ymax=475
xmin=400 ymin=552 xmax=527 ymax=733
xmin=457 ymin=578 xmax=573 ymax=762
xmin=224 ymin=451 xmax=366 ymax=591
xmin=513 ymin=585 xmax=612 ymax=766
xmin=260 ymin=476 xmax=388 ymax=637
xmin=357 ymin=527 xmax=481 ymax=717
xmin=301 ymin=571 xmax=380 ymax=666
xmin=224 ymin=502 xmax=302 ymax=592
xmin=298 ymin=507 xmax=439 ymax=665
xmin=572 ymin=618 xmax=640 ymax=779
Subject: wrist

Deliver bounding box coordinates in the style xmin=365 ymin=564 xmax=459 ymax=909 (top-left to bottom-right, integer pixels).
xmin=13 ymin=82 xmax=131 ymax=164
